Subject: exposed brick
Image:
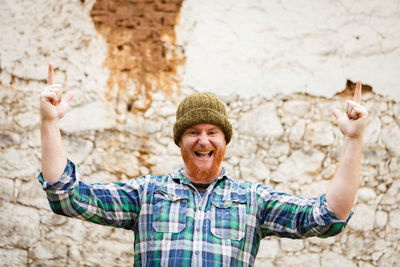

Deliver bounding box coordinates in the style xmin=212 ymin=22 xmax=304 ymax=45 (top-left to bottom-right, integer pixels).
xmin=90 ymin=0 xmax=184 ymax=110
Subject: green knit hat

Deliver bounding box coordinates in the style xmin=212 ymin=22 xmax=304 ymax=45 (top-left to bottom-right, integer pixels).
xmin=173 ymin=92 xmax=233 ymax=146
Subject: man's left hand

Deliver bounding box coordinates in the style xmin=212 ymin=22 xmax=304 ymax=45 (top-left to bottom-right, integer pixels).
xmin=332 ymin=81 xmax=369 ymax=140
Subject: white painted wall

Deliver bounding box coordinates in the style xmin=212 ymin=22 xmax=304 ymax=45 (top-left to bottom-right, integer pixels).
xmin=176 ymin=0 xmax=400 ymax=100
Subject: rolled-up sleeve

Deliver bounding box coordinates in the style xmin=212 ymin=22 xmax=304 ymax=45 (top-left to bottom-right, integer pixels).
xmin=256 ymin=185 xmax=352 ymax=239
xmin=38 ymin=160 xmax=78 ymax=194
xmin=314 ymin=194 xmax=353 ymax=238
xmin=38 ymin=160 xmax=142 ymax=230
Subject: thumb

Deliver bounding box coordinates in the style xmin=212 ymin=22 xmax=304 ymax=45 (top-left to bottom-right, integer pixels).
xmin=332 ymin=108 xmax=343 ymax=121
xmin=63 ymin=91 xmax=74 ymax=104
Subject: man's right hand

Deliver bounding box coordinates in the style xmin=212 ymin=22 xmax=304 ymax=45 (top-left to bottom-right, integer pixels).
xmin=40 ymin=64 xmax=74 ymax=123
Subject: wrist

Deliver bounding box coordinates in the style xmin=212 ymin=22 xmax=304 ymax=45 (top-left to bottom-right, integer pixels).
xmin=40 ymin=118 xmax=60 ymax=127
xmin=344 ymin=135 xmax=364 ymax=146
xmin=343 ymin=128 xmax=366 ymax=142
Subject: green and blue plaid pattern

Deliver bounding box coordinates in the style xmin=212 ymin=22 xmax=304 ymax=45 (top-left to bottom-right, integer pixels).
xmin=38 ymin=160 xmax=351 ymax=266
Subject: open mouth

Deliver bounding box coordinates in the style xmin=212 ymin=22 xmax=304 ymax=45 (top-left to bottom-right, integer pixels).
xmin=194 ymin=151 xmax=213 ymax=158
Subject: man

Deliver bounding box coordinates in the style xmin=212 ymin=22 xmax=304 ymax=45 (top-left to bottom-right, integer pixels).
xmin=39 ymin=64 xmax=368 ymax=266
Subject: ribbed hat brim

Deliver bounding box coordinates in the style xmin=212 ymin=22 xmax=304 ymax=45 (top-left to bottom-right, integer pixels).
xmin=173 ymin=108 xmax=232 ymax=146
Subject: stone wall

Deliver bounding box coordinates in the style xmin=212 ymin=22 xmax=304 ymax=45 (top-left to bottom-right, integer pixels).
xmin=0 ymin=0 xmax=399 ymax=266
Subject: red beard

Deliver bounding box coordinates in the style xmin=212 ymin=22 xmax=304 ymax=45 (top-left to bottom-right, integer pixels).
xmin=181 ymin=145 xmax=226 ymax=182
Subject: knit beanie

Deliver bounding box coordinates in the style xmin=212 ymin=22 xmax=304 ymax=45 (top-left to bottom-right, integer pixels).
xmin=173 ymin=92 xmax=233 ymax=146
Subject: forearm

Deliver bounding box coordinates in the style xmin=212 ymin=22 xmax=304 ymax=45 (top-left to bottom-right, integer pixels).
xmin=41 ymin=120 xmax=68 ymax=183
xmin=326 ymin=137 xmax=363 ymax=220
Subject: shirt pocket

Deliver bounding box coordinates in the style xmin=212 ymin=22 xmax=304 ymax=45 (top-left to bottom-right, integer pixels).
xmin=152 ymin=190 xmax=189 ymax=233
xmin=210 ymin=199 xmax=247 ymax=241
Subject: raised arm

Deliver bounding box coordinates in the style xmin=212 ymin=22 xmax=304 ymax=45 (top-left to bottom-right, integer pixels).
xmin=40 ymin=64 xmax=74 ymax=183
xmin=327 ymin=81 xmax=368 ymax=219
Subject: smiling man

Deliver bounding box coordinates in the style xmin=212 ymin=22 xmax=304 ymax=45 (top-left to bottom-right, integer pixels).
xmin=174 ymin=93 xmax=231 ymax=185
xmin=38 ymin=65 xmax=368 ymax=266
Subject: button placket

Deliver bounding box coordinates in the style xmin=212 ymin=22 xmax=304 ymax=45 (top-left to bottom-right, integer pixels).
xmin=192 ymin=198 xmax=206 ymax=264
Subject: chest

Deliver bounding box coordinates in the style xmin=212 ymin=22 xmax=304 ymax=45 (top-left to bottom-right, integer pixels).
xmin=138 ymin=184 xmax=251 ymax=241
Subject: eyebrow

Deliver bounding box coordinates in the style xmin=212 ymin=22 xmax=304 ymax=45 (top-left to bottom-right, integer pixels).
xmin=185 ymin=126 xmax=219 ymax=132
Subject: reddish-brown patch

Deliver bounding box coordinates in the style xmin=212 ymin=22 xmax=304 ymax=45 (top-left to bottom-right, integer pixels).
xmin=90 ymin=0 xmax=184 ymax=111
xmin=335 ymin=80 xmax=373 ymax=98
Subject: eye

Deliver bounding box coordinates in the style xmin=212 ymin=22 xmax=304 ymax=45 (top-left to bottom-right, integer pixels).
xmin=186 ymin=130 xmax=197 ymax=135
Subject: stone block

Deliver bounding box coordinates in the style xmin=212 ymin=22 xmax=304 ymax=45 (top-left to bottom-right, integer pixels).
xmin=254 ymin=259 xmax=274 ymax=267
xmin=239 ymin=157 xmax=270 ymax=182
xmin=16 ymin=179 xmax=50 ymax=210
xmin=381 ymin=180 xmax=400 ymax=205
xmin=32 ymin=240 xmax=66 ymax=260
xmin=363 ymin=116 xmax=381 ymax=145
xmin=389 ymin=210 xmax=400 ymax=229
xmin=305 ymin=121 xmax=335 ymax=146
xmin=349 ymin=204 xmax=375 ymax=231
xmin=376 ymin=247 xmax=399 ymax=267
xmin=288 ymin=119 xmax=306 ymax=144
xmin=274 ymin=148 xmax=325 ymax=183
xmin=0 ymin=148 xmax=39 ymax=180
xmin=0 ymin=131 xmax=21 ymax=148
xmin=381 ymin=124 xmax=400 ymax=157
xmin=256 ymin=238 xmax=280 ymax=259
xmin=44 ymin=218 xmax=86 ymax=243
xmin=0 ymin=178 xmax=14 ymax=201
xmin=282 ymin=100 xmax=311 ymax=119
xmin=280 ymin=238 xmax=304 ymax=252
xmin=299 ymin=180 xmax=329 ymax=198
xmin=14 ymin=112 xmax=40 ymax=129
xmin=276 ymin=252 xmax=320 ymax=266
xmin=306 ymin=236 xmax=335 ymax=253
xmin=64 ymin=137 xmax=94 ymax=164
xmin=237 ymin=103 xmax=283 ymax=139
xmin=268 ymin=140 xmax=290 ymax=158
xmin=0 ymin=203 xmax=40 ymax=248
xmin=357 ymin=187 xmax=377 ymax=203
xmin=148 ymin=154 xmax=183 ymax=175
xmin=79 ymin=239 xmax=133 ymax=266
xmin=321 ymin=251 xmax=356 ymax=267
xmin=0 ymin=248 xmax=28 ymax=266
xmin=60 ymin=101 xmax=117 ymax=133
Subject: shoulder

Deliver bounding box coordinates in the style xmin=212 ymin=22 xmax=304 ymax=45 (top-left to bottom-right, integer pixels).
xmin=126 ymin=173 xmax=186 ymax=193
xmin=224 ymin=176 xmax=273 ymax=193
xmin=125 ymin=174 xmax=170 ymax=187
xmin=221 ymin=176 xmax=270 ymax=201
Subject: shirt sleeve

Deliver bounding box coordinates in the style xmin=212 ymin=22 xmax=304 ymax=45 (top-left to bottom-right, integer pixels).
xmin=256 ymin=185 xmax=353 ymax=239
xmin=38 ymin=159 xmax=143 ymax=230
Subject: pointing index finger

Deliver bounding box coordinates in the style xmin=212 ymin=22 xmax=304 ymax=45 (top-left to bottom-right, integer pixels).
xmin=353 ymin=80 xmax=362 ymax=103
xmin=47 ymin=64 xmax=54 ymax=85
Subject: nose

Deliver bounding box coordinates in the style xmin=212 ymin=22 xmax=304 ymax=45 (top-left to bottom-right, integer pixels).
xmin=198 ymin=132 xmax=210 ymax=146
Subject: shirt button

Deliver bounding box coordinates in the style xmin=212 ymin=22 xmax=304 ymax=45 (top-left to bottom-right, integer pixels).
xmin=198 ymin=207 xmax=202 ymax=211
xmin=196 ymin=228 xmax=200 ymax=232
xmin=195 ymin=251 xmax=199 ymax=255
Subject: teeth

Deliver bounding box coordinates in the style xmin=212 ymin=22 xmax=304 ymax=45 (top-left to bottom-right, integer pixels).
xmin=195 ymin=151 xmax=213 ymax=157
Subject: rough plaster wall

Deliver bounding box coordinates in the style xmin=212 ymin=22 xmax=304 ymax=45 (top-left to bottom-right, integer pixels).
xmin=176 ymin=0 xmax=400 ymax=100
xmin=0 ymin=0 xmax=399 ymax=267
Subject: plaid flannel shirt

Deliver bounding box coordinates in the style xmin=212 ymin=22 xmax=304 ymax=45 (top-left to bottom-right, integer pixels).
xmin=39 ymin=160 xmax=351 ymax=266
